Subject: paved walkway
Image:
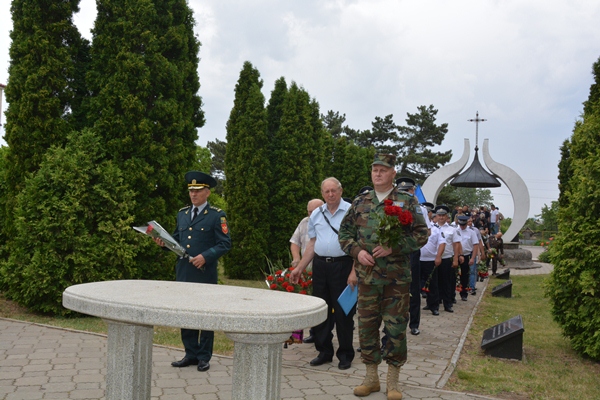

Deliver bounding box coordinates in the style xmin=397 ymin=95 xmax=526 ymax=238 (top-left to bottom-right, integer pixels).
xmin=0 ymin=246 xmax=551 ymax=400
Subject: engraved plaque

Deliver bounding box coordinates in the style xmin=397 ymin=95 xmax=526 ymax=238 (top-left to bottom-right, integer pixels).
xmin=481 ymin=315 xmax=524 ymax=360
xmin=492 ymin=279 xmax=512 ymax=298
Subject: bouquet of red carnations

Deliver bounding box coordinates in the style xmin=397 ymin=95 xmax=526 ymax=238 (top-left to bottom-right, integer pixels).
xmin=375 ymin=199 xmax=414 ymax=248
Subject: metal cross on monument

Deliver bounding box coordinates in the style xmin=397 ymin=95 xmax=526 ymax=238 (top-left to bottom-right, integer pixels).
xmin=468 ymin=111 xmax=487 ymax=150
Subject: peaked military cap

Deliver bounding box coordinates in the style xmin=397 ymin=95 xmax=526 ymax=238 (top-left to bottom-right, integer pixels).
xmin=422 ymin=202 xmax=434 ymax=212
xmin=396 ymin=177 xmax=415 ymax=190
xmin=185 ymin=171 xmax=217 ymax=190
xmin=358 ymin=186 xmax=373 ymax=195
xmin=372 ymin=153 xmax=396 ymax=168
xmin=457 ymin=215 xmax=469 ymax=225
xmin=435 ymin=205 xmax=450 ymax=215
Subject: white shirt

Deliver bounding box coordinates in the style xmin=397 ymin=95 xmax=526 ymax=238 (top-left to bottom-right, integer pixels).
xmin=455 ymin=225 xmax=479 ymax=254
xmin=420 ymin=225 xmax=444 ymax=261
xmin=439 ymin=222 xmax=460 ymax=259
xmin=308 ymin=201 xmax=350 ymax=257
xmin=491 ymin=209 xmax=499 ymax=224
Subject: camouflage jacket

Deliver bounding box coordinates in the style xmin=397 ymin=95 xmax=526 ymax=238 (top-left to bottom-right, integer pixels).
xmin=338 ymin=188 xmax=428 ymax=285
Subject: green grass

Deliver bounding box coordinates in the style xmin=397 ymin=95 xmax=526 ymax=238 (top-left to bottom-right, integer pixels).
xmin=0 ymin=265 xmax=268 ymax=357
xmin=446 ymin=274 xmax=600 ymax=400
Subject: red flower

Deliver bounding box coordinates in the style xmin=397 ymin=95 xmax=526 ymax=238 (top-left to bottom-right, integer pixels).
xmin=421 ymin=287 xmax=430 ymax=293
xmin=288 ymin=266 xmax=295 ymax=271
xmin=267 ymin=275 xmax=274 ymax=281
xmin=398 ymin=210 xmax=413 ymax=225
xmin=282 ymin=282 xmax=289 ymax=288
xmin=270 ymin=284 xmax=278 ymax=290
xmin=277 ymin=277 xmax=284 ymax=282
xmin=383 ymin=199 xmax=393 ymax=206
xmin=275 ymin=270 xmax=283 ymax=275
xmin=299 ymin=290 xmax=307 ymax=295
xmin=286 ymin=285 xmax=295 ymax=292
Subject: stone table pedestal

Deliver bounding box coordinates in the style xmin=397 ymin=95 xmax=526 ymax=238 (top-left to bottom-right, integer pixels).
xmin=63 ymin=280 xmax=327 ymax=400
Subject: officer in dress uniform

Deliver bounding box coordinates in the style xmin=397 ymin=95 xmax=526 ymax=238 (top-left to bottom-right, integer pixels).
xmin=154 ymin=171 xmax=231 ymax=372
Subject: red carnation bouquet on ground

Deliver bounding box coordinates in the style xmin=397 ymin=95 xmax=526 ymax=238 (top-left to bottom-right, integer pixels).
xmin=265 ymin=267 xmax=312 ymax=295
xmin=264 ymin=260 xmax=313 ymax=345
xmin=375 ymin=199 xmax=414 ymax=248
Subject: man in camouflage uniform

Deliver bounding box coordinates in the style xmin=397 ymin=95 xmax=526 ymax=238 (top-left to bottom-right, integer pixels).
xmin=339 ymin=154 xmax=428 ymax=400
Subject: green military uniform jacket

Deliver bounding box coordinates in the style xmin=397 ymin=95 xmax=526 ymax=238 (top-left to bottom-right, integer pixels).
xmin=338 ymin=188 xmax=428 ymax=285
xmin=172 ymin=202 xmax=232 ymax=284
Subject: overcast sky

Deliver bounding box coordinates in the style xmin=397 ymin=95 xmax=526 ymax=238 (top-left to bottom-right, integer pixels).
xmin=1 ymin=0 xmax=599 ymax=219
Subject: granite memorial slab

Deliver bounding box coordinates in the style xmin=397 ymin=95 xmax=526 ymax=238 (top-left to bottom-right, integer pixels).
xmin=492 ymin=279 xmax=513 ymax=298
xmin=496 ymin=268 xmax=510 ymax=279
xmin=481 ymin=315 xmax=524 ymax=360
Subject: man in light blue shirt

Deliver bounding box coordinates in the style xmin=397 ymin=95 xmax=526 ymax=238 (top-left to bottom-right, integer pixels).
xmin=290 ymin=177 xmax=357 ymax=370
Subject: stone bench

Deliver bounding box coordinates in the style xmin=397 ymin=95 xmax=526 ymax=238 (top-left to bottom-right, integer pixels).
xmin=63 ymin=280 xmax=327 ymax=400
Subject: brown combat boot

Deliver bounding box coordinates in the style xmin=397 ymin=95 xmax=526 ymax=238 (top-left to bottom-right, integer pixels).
xmin=353 ymin=363 xmax=380 ymax=396
xmin=386 ymin=364 xmax=403 ymax=400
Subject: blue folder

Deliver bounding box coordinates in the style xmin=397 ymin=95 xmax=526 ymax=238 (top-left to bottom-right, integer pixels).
xmin=337 ymin=284 xmax=358 ymax=315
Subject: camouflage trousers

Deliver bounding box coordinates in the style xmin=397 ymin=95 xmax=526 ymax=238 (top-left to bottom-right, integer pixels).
xmin=357 ymin=281 xmax=410 ymax=367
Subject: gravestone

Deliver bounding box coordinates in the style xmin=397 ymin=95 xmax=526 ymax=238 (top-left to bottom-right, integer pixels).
xmin=481 ymin=315 xmax=524 ymax=360
xmin=496 ymin=268 xmax=510 ymax=279
xmin=492 ymin=279 xmax=512 ymax=298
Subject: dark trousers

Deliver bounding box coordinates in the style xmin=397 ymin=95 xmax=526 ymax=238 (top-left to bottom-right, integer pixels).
xmin=409 ymin=251 xmax=421 ymax=330
xmin=421 ymin=260 xmax=439 ymax=311
xmin=459 ymin=254 xmax=471 ymax=299
xmin=437 ymin=257 xmax=455 ymax=309
xmin=182 ymin=328 xmax=214 ymax=362
xmin=312 ymin=256 xmax=355 ymax=363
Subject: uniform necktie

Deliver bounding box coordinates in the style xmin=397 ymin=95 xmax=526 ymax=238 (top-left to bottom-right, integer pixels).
xmin=191 ymin=207 xmax=199 ymax=221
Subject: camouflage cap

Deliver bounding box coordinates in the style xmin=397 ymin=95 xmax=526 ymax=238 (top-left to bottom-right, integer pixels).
xmin=372 ymin=153 xmax=396 ymax=168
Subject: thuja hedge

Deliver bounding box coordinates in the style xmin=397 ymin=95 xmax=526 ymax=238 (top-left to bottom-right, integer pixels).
xmin=545 ymin=110 xmax=600 ymax=361
xmin=0 ymin=130 xmax=162 ymax=315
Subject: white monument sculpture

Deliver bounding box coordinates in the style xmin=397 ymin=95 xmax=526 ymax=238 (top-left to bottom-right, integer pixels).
xmin=421 ymin=113 xmax=530 ymax=243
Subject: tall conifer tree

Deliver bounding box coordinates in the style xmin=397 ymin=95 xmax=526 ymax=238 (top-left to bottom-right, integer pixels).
xmin=1 ymin=0 xmax=89 ymax=280
xmin=396 ymin=105 xmax=452 ymax=181
xmin=223 ymin=61 xmax=270 ymax=279
xmin=546 ymin=56 xmax=600 ymax=360
xmin=86 ymin=0 xmax=204 ymax=278
xmin=269 ymin=83 xmax=324 ymax=262
xmin=4 ymin=0 xmax=88 ymax=191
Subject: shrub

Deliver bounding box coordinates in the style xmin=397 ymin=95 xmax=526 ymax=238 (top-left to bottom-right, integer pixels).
xmin=0 ymin=130 xmax=148 ymax=315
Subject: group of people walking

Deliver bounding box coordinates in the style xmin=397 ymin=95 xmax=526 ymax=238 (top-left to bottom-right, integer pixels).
xmin=288 ymin=153 xmax=507 ymax=399
xmin=159 ymin=154 xmax=506 ymax=400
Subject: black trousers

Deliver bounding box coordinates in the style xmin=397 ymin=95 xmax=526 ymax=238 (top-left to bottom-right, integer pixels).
xmin=409 ymin=251 xmax=421 ymax=330
xmin=311 ymin=255 xmax=355 ymax=363
xmin=421 ymin=260 xmax=439 ymax=311
xmin=459 ymin=254 xmax=471 ymax=299
xmin=437 ymin=257 xmax=455 ymax=309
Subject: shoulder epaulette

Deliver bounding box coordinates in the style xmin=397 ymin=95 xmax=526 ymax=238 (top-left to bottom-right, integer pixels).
xmin=210 ymin=205 xmax=222 ymax=212
xmin=179 ymin=205 xmax=191 ymax=212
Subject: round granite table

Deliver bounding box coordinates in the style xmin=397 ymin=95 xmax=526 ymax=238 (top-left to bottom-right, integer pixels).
xmin=63 ymin=280 xmax=327 ymax=400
